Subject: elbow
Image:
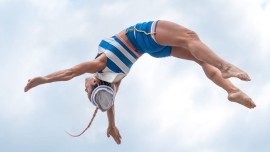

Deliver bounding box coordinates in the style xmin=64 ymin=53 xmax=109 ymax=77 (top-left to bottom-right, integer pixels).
xmin=95 ymin=61 xmax=106 ymax=73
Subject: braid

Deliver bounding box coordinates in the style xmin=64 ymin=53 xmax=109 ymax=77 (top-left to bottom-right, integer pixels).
xmin=65 ymin=107 xmax=99 ymax=137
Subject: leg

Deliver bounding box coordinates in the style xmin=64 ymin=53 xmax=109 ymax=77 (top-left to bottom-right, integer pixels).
xmin=171 ymin=46 xmax=256 ymax=108
xmin=201 ymin=63 xmax=256 ymax=108
xmin=155 ymin=20 xmax=251 ymax=81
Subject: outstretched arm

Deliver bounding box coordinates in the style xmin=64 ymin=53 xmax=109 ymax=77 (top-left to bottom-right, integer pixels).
xmin=24 ymin=54 xmax=107 ymax=92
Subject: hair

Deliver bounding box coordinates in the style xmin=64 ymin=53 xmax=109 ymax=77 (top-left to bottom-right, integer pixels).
xmin=65 ymin=107 xmax=99 ymax=137
xmin=65 ymin=79 xmax=112 ymax=137
xmin=98 ymin=79 xmax=112 ymax=87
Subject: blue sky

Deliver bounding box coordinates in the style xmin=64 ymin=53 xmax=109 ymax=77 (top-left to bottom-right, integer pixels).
xmin=1 ymin=0 xmax=270 ymax=152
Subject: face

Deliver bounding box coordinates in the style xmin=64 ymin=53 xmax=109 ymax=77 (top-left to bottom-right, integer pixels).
xmin=85 ymin=77 xmax=100 ymax=97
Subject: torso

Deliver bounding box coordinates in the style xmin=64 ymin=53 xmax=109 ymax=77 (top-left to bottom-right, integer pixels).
xmin=95 ymin=21 xmax=171 ymax=83
xmin=95 ymin=31 xmax=141 ymax=83
xmin=116 ymin=30 xmax=139 ymax=55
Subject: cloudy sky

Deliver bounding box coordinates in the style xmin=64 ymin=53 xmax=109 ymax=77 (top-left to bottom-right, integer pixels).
xmin=1 ymin=0 xmax=270 ymax=151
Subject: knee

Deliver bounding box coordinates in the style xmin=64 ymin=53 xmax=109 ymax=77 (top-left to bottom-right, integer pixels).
xmin=182 ymin=30 xmax=201 ymax=50
xmin=187 ymin=30 xmax=200 ymax=41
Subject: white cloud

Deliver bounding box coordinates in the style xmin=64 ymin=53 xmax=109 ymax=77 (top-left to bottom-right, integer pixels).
xmin=1 ymin=0 xmax=270 ymax=152
xmin=228 ymin=0 xmax=270 ymax=59
xmin=256 ymin=82 xmax=270 ymax=109
xmin=143 ymin=72 xmax=234 ymax=148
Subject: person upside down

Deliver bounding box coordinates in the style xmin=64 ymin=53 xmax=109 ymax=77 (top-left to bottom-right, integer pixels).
xmin=24 ymin=20 xmax=256 ymax=145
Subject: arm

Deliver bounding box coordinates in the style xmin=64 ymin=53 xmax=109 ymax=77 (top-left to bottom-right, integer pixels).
xmin=107 ymin=105 xmax=122 ymax=145
xmin=106 ymin=81 xmax=122 ymax=144
xmin=113 ymin=81 xmax=121 ymax=93
xmin=24 ymin=54 xmax=106 ymax=92
xmin=106 ymin=78 xmax=121 ymax=128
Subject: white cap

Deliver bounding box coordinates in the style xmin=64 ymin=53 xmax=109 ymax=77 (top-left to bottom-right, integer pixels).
xmin=89 ymin=85 xmax=115 ymax=112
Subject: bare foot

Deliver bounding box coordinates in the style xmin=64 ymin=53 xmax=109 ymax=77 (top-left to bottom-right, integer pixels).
xmin=221 ymin=64 xmax=251 ymax=81
xmin=24 ymin=76 xmax=47 ymax=92
xmin=228 ymin=89 xmax=256 ymax=109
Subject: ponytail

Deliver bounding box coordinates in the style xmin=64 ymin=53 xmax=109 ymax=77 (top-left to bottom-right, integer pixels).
xmin=66 ymin=107 xmax=99 ymax=137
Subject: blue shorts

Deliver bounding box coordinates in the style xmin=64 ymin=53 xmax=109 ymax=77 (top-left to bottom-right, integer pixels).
xmin=125 ymin=21 xmax=172 ymax=58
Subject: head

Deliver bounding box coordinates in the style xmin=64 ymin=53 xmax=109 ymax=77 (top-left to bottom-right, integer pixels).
xmin=85 ymin=76 xmax=100 ymax=97
xmin=85 ymin=76 xmax=115 ymax=112
xmin=66 ymin=77 xmax=114 ymax=137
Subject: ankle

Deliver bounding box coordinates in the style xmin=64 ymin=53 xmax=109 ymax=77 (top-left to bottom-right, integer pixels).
xmin=219 ymin=63 xmax=231 ymax=72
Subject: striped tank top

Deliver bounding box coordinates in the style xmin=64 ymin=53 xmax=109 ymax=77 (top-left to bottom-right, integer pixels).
xmin=94 ymin=35 xmax=141 ymax=83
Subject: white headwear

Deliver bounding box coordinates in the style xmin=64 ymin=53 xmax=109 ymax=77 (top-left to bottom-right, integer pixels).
xmin=89 ymin=85 xmax=115 ymax=112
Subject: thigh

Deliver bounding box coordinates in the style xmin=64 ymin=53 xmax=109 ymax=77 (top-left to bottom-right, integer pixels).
xmin=155 ymin=20 xmax=197 ymax=47
xmin=171 ymin=46 xmax=202 ymax=65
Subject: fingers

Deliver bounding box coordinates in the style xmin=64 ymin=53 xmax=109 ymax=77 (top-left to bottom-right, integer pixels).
xmin=115 ymin=129 xmax=122 ymax=139
xmin=107 ymin=127 xmax=122 ymax=144
xmin=114 ymin=130 xmax=122 ymax=144
xmin=24 ymin=79 xmax=32 ymax=92
xmin=107 ymin=130 xmax=110 ymax=138
xmin=112 ymin=134 xmax=121 ymax=144
xmin=24 ymin=79 xmax=35 ymax=92
xmin=119 ymin=131 xmax=122 ymax=139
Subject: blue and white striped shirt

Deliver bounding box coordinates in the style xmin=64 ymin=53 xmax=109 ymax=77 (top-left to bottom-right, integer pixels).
xmin=94 ymin=36 xmax=141 ymax=83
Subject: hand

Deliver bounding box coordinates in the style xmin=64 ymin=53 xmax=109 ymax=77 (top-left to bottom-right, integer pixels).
xmin=107 ymin=126 xmax=122 ymax=145
xmin=24 ymin=76 xmax=47 ymax=92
